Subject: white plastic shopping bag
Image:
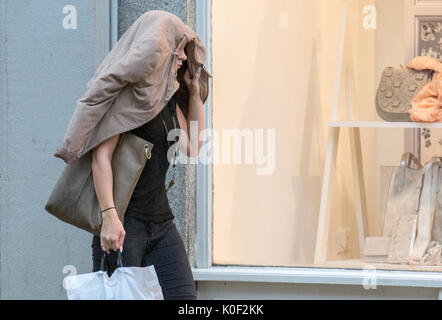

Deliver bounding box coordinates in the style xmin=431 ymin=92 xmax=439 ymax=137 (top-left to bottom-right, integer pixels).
xmin=65 ymin=250 xmax=164 ymax=300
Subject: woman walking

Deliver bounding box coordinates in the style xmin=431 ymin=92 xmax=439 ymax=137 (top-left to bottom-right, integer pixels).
xmin=53 ymin=10 xmax=211 ymax=300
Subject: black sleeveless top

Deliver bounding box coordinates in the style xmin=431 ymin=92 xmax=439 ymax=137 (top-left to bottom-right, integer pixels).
xmin=124 ymin=93 xmax=179 ymax=223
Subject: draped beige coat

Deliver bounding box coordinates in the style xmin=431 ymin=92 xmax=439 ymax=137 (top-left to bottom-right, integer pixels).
xmin=54 ymin=10 xmax=212 ymax=164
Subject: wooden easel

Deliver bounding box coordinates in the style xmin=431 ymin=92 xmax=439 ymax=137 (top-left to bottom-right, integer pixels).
xmin=313 ymin=3 xmax=369 ymax=264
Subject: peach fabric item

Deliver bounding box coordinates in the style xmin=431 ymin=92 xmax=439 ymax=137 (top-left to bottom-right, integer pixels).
xmin=407 ymin=56 xmax=442 ymax=122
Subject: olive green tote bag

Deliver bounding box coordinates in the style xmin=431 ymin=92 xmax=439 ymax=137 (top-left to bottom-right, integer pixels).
xmin=45 ymin=132 xmax=154 ymax=235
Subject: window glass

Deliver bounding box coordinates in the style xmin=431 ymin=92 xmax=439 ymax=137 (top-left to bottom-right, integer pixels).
xmin=211 ymin=0 xmax=442 ymax=271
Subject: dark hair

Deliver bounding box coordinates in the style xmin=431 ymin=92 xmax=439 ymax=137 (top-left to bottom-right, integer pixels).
xmin=175 ymin=59 xmax=190 ymax=118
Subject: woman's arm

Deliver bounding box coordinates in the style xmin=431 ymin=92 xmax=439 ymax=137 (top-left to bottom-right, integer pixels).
xmin=91 ymin=134 xmax=126 ymax=253
xmin=176 ymin=93 xmax=205 ymax=157
xmin=176 ymin=66 xmax=205 ymax=157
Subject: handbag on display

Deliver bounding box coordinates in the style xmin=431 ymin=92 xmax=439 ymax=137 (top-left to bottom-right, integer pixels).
xmin=381 ymin=152 xmax=424 ymax=239
xmin=376 ymin=152 xmax=424 ymax=264
xmin=408 ymin=157 xmax=442 ymax=265
xmin=372 ymin=153 xmax=442 ymax=265
xmin=432 ymin=160 xmax=442 ymax=244
xmin=387 ymin=214 xmax=418 ymax=264
xmin=65 ymin=249 xmax=164 ymax=300
xmin=45 ymin=132 xmax=154 ymax=235
xmin=376 ymin=66 xmax=433 ymax=122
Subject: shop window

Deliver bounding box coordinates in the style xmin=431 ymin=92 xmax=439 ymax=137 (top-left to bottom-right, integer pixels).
xmin=209 ymin=0 xmax=442 ymax=271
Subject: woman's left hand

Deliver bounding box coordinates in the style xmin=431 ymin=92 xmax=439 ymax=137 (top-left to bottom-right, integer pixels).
xmin=183 ymin=66 xmax=201 ymax=97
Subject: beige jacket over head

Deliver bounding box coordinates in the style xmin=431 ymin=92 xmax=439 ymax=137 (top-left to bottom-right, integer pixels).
xmin=54 ymin=10 xmax=212 ymax=164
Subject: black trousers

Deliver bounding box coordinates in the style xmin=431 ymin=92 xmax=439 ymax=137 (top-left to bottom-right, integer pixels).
xmin=91 ymin=215 xmax=197 ymax=300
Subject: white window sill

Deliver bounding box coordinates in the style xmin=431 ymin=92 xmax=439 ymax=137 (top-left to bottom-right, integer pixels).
xmin=192 ymin=266 xmax=442 ymax=288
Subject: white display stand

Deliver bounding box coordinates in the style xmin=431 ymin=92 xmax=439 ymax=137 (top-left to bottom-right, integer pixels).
xmin=313 ymin=3 xmax=442 ymax=267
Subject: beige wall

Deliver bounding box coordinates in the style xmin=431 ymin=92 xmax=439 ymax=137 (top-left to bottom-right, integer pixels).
xmin=212 ymin=0 xmax=404 ymax=266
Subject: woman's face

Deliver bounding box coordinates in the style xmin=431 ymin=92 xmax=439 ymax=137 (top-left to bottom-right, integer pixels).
xmin=176 ymin=45 xmax=187 ymax=70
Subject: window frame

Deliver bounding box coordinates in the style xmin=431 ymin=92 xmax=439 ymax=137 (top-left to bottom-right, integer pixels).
xmin=195 ymin=0 xmax=213 ymax=269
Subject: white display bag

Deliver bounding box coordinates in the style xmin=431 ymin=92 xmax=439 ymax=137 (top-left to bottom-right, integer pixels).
xmin=65 ymin=251 xmax=164 ymax=300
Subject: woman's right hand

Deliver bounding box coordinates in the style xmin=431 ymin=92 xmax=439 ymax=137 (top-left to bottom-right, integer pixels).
xmin=100 ymin=209 xmax=126 ymax=253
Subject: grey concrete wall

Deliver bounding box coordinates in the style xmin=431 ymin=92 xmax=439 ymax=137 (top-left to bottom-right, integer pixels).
xmin=0 ymin=0 xmax=195 ymax=299
xmin=0 ymin=0 xmax=112 ymax=300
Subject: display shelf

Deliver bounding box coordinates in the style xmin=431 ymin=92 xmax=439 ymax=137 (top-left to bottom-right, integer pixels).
xmin=313 ymin=3 xmax=440 ymax=270
xmin=327 ymin=121 xmax=442 ymax=129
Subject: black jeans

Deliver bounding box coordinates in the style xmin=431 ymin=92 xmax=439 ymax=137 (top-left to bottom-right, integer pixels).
xmin=91 ymin=215 xmax=197 ymax=300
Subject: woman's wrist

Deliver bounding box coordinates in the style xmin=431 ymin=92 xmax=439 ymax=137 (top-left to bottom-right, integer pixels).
xmin=101 ymin=206 xmax=115 ymax=213
xmin=189 ymin=92 xmax=202 ymax=104
xmin=101 ymin=208 xmax=118 ymax=220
